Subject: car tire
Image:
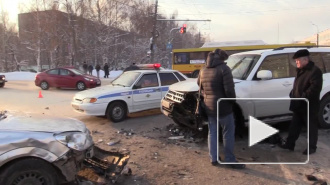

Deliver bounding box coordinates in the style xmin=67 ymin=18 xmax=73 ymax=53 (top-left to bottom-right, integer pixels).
xmin=76 ymin=81 xmax=86 ymax=91
xmin=107 ymin=101 xmax=127 ymax=122
xmin=0 ymin=158 xmax=59 ymax=185
xmin=40 ymin=81 xmax=49 ymax=90
xmin=0 ymin=83 xmax=4 ymax=88
xmin=318 ymin=95 xmax=330 ymax=129
xmin=192 ymin=70 xmax=200 ymax=78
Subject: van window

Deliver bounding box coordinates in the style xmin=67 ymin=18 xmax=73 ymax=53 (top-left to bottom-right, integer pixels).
xmin=322 ymin=53 xmax=330 ymax=72
xmin=290 ymin=52 xmax=326 ymax=73
xmin=310 ymin=53 xmax=325 ymax=73
xmin=258 ymin=54 xmax=292 ymax=79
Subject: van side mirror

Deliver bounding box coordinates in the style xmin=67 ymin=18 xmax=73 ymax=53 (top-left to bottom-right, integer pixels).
xmin=257 ymin=70 xmax=272 ymax=80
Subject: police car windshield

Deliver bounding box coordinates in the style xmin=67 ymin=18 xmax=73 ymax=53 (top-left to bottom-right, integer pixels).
xmin=227 ymin=54 xmax=260 ymax=80
xmin=111 ymin=72 xmax=141 ymax=87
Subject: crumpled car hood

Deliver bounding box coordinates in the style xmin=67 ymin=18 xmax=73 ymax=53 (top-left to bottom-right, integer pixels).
xmin=0 ymin=112 xmax=87 ymax=133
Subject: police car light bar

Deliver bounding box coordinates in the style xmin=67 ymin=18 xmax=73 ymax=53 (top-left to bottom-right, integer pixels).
xmin=136 ymin=63 xmax=161 ymax=70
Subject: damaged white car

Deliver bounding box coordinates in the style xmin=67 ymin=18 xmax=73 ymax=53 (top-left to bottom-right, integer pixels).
xmin=0 ymin=111 xmax=94 ymax=185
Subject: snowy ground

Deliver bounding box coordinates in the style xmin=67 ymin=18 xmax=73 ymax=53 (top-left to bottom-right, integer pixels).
xmin=0 ymin=70 xmax=123 ymax=81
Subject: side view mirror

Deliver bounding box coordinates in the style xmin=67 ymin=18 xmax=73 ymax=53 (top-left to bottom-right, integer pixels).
xmin=70 ymin=73 xmax=76 ymax=77
xmin=257 ymin=70 xmax=272 ymax=80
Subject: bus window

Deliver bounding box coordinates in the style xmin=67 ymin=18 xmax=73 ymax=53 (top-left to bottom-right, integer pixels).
xmin=189 ymin=52 xmax=207 ymax=64
xmin=174 ymin=53 xmax=189 ymax=64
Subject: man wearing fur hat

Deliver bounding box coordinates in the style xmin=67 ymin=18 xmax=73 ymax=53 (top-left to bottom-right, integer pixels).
xmin=197 ymin=49 xmax=245 ymax=169
xmin=279 ymin=49 xmax=323 ymax=155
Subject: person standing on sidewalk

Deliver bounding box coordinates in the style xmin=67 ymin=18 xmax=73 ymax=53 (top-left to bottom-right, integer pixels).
xmin=103 ymin=63 xmax=109 ymax=78
xmin=95 ymin=63 xmax=101 ymax=78
xmin=197 ymin=49 xmax=245 ymax=169
xmin=279 ymin=49 xmax=322 ymax=155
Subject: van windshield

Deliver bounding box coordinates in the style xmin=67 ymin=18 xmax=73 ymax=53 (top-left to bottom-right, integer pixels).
xmin=227 ymin=54 xmax=260 ymax=80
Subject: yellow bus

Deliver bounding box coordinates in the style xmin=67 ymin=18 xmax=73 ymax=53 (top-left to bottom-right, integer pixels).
xmin=172 ymin=43 xmax=316 ymax=77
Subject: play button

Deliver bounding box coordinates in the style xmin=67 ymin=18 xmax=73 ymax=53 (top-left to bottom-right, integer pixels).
xmin=249 ymin=116 xmax=279 ymax=147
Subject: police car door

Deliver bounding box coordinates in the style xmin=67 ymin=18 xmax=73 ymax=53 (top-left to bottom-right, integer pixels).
xmin=132 ymin=73 xmax=161 ymax=111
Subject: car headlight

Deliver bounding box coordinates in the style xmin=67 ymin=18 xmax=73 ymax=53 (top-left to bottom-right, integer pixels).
xmin=82 ymin=98 xmax=97 ymax=103
xmin=1 ymin=77 xmax=5 ymax=80
xmin=55 ymin=131 xmax=92 ymax=151
xmin=84 ymin=77 xmax=93 ymax=81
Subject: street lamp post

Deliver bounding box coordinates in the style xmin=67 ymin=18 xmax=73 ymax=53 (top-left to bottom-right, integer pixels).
xmin=312 ymin=23 xmax=319 ymax=47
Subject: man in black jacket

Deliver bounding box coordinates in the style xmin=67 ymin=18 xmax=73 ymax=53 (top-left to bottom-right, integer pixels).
xmin=279 ymin=49 xmax=322 ymax=155
xmin=198 ymin=49 xmax=245 ymax=169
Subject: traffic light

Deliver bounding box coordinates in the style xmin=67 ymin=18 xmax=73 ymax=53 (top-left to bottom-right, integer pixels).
xmin=180 ymin=27 xmax=184 ymax=34
xmin=179 ymin=24 xmax=187 ymax=34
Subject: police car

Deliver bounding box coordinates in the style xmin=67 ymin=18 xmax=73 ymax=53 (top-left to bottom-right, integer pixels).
xmin=71 ymin=63 xmax=188 ymax=122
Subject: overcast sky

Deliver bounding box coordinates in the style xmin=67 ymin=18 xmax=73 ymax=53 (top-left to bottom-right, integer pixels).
xmin=158 ymin=0 xmax=330 ymax=44
xmin=1 ymin=0 xmax=330 ymax=45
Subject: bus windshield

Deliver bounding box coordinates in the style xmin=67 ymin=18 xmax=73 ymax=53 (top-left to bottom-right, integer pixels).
xmin=227 ymin=54 xmax=260 ymax=80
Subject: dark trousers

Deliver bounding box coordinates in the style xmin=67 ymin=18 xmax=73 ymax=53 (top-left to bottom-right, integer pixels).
xmin=286 ymin=112 xmax=318 ymax=150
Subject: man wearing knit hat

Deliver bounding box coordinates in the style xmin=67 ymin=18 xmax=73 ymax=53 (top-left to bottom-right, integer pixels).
xmin=279 ymin=49 xmax=323 ymax=155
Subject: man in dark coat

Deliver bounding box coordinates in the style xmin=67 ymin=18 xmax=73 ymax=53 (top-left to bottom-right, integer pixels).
xmin=279 ymin=49 xmax=323 ymax=155
xmin=103 ymin=63 xmax=109 ymax=78
xmin=83 ymin=62 xmax=88 ymax=74
xmin=197 ymin=49 xmax=245 ymax=169
xmin=95 ymin=64 xmax=101 ymax=78
xmin=88 ymin=64 xmax=93 ymax=75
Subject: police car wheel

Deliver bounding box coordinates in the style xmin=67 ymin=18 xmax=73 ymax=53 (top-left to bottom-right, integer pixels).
xmin=107 ymin=102 xmax=127 ymax=122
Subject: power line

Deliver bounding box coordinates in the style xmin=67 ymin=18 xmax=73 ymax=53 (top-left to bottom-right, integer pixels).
xmin=158 ymin=5 xmax=330 ymax=16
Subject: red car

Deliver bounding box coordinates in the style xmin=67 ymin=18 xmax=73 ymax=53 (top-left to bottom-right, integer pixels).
xmin=35 ymin=67 xmax=101 ymax=90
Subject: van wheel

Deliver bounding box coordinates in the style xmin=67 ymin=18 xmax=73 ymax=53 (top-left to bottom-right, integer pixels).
xmin=0 ymin=158 xmax=58 ymax=185
xmin=107 ymin=102 xmax=127 ymax=122
xmin=0 ymin=83 xmax=4 ymax=87
xmin=40 ymin=81 xmax=49 ymax=90
xmin=318 ymin=96 xmax=330 ymax=129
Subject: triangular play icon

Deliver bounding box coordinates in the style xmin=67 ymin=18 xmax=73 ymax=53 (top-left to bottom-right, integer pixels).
xmin=249 ymin=116 xmax=279 ymax=147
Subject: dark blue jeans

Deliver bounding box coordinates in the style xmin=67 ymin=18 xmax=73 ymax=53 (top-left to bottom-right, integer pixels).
xmin=208 ymin=113 xmax=236 ymax=162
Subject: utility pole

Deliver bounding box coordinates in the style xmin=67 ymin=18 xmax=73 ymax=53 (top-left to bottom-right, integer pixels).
xmin=150 ymin=0 xmax=158 ymax=63
xmin=114 ymin=1 xmax=118 ymax=69
xmin=312 ymin=22 xmax=319 ymax=47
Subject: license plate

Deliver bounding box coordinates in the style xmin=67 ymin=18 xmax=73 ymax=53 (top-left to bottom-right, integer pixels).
xmin=97 ymin=80 xmax=101 ymax=84
xmin=162 ymin=99 xmax=172 ymax=109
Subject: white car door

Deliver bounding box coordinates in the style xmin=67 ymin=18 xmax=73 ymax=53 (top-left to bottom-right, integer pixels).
xmin=132 ymin=73 xmax=162 ymax=111
xmin=249 ymin=54 xmax=295 ymax=118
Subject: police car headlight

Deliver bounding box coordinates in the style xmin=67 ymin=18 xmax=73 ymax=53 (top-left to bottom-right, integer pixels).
xmin=55 ymin=131 xmax=92 ymax=151
xmin=83 ymin=98 xmax=97 ymax=103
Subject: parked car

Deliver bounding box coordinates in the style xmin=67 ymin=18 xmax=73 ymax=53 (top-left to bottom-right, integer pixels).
xmin=0 ymin=111 xmax=94 ymax=185
xmin=71 ymin=63 xmax=188 ymax=122
xmin=35 ymin=67 xmax=101 ymax=90
xmin=161 ymin=47 xmax=330 ymax=130
xmin=0 ymin=75 xmax=7 ymax=88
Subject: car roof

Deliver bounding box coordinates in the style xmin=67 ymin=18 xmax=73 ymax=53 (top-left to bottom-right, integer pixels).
xmin=232 ymin=47 xmax=330 ymax=56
